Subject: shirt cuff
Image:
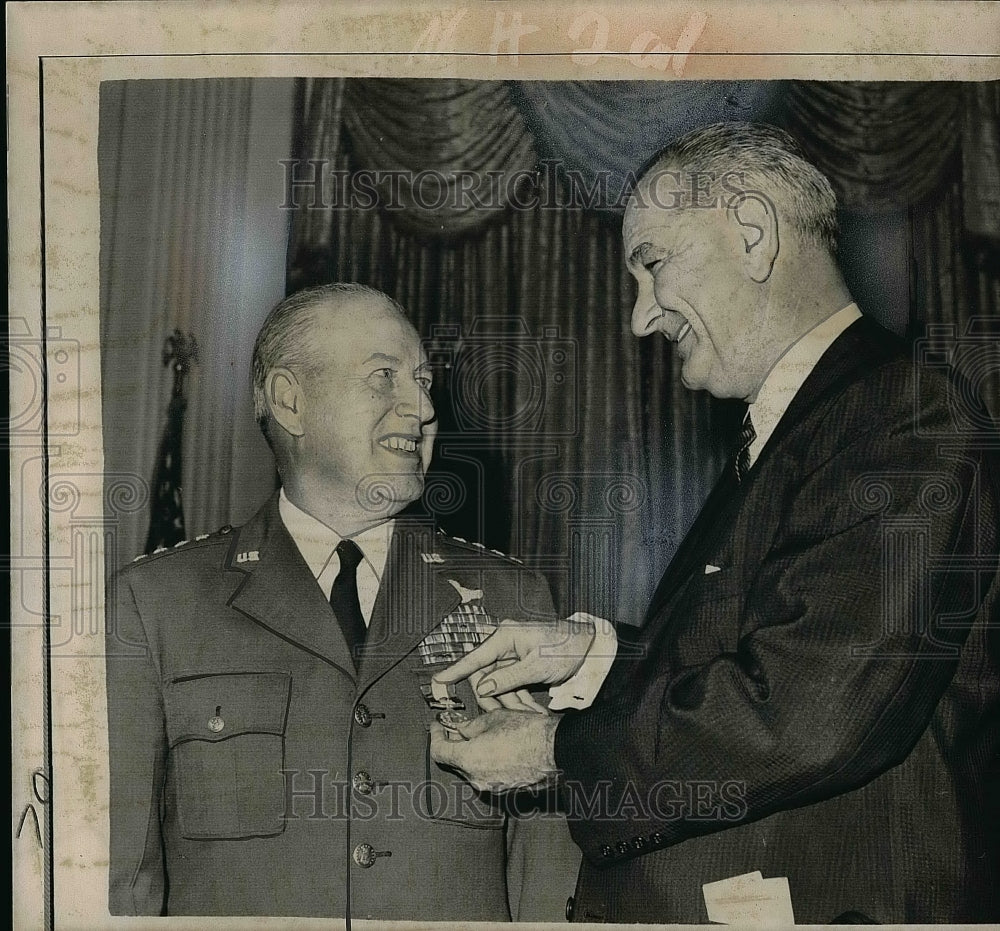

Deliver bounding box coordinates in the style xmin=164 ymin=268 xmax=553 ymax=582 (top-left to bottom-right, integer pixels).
xmin=547 ymin=612 xmax=617 ymax=711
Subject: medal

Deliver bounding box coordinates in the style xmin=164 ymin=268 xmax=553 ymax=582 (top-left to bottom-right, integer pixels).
xmin=437 ymin=709 xmax=472 ymax=740
xmin=420 ymin=678 xmax=466 ymax=711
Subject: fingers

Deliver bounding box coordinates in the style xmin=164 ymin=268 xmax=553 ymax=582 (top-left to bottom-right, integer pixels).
xmin=468 ymin=662 xmax=534 ymax=712
xmin=452 ymin=710 xmax=492 ymax=740
xmin=473 ymin=659 xmax=541 ymax=698
xmin=429 ymin=721 xmax=491 ymax=792
xmin=432 ymin=629 xmax=513 ymax=685
xmin=514 ymin=689 xmax=548 ymax=714
xmin=494 ymin=688 xmax=539 ymax=712
xmin=428 ymin=721 xmax=460 ymax=766
xmin=469 ymin=670 xmax=503 ymax=711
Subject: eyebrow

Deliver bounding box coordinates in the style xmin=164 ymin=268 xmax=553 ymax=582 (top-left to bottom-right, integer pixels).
xmin=627 ymin=242 xmax=659 ymax=269
xmin=362 ymin=353 xmax=402 ymax=366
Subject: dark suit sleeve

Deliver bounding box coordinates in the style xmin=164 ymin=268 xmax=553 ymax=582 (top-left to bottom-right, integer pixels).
xmin=554 ymin=381 xmax=997 ymax=864
xmin=106 ymin=568 xmax=168 ymax=915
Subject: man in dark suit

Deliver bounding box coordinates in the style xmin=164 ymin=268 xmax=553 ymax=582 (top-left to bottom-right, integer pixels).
xmin=431 ymin=123 xmax=1000 ymax=923
xmin=105 ymin=283 xmax=581 ymax=918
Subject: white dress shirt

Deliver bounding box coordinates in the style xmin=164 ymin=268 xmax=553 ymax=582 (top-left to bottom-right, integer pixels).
xmin=278 ymin=489 xmax=394 ymax=625
xmin=746 ymin=303 xmax=862 ymax=469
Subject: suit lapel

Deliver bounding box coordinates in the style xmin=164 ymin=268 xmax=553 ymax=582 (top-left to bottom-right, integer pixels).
xmin=749 ymin=315 xmax=895 ymax=477
xmin=644 ymin=317 xmax=895 ymax=625
xmin=644 ymin=468 xmax=740 ymax=623
xmin=357 ymin=520 xmax=461 ymax=694
xmin=228 ymin=495 xmax=357 ymax=679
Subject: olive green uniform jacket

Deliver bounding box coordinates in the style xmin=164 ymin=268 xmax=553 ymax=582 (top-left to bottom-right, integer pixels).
xmin=106 ymin=494 xmax=579 ymax=919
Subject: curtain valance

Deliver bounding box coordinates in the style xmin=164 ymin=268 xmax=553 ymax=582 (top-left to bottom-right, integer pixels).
xmin=291 ymin=78 xmax=996 ymax=240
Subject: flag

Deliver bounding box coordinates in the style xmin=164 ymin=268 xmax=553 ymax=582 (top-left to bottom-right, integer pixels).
xmin=144 ymin=330 xmax=197 ymax=553
xmin=144 ymin=393 xmax=188 ymax=552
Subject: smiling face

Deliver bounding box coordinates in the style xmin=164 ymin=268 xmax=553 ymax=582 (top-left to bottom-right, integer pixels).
xmin=623 ymin=188 xmax=766 ymax=400
xmin=296 ymin=295 xmax=436 ymax=522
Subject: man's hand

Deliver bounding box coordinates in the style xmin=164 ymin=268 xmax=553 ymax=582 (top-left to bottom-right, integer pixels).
xmin=429 ymin=708 xmax=561 ymax=792
xmin=466 ymin=669 xmax=547 ymax=715
xmin=432 ymin=617 xmax=596 ymax=700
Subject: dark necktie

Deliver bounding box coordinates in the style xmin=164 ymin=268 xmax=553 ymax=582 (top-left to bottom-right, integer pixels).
xmin=734 ymin=410 xmax=756 ymax=484
xmin=330 ymin=539 xmax=367 ymax=667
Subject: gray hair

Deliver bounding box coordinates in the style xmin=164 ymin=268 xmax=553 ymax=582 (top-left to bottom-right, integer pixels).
xmin=637 ymin=122 xmax=839 ymax=254
xmin=250 ymin=282 xmax=405 ymax=445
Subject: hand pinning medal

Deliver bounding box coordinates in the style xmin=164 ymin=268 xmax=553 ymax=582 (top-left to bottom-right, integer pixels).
xmin=437 ymin=709 xmax=472 ymax=740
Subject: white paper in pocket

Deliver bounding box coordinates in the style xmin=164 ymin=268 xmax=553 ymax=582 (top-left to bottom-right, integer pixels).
xmin=703 ymin=870 xmax=795 ymax=926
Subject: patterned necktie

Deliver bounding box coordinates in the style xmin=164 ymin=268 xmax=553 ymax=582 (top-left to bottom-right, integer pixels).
xmin=734 ymin=410 xmax=756 ymax=484
xmin=329 ymin=539 xmax=367 ymax=667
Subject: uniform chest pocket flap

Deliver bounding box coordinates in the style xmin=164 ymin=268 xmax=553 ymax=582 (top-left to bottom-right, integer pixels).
xmin=164 ymin=671 xmax=291 ymax=841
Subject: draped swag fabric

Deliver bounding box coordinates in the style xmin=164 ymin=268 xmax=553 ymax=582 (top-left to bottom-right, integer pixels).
xmin=510 ymin=80 xmax=785 ymax=202
xmin=286 ymin=77 xmax=999 ymax=622
xmin=343 ymin=79 xmax=538 ymax=236
xmin=786 ymin=82 xmax=962 ymax=210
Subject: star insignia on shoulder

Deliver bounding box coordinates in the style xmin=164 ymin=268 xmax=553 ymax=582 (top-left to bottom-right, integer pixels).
xmin=133 ymin=524 xmax=235 ymax=564
xmin=436 ymin=530 xmax=524 ymax=565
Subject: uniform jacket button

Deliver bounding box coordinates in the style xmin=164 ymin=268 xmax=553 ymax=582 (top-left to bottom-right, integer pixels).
xmin=353 ymin=843 xmax=375 ymax=868
xmin=600 ymin=844 xmax=614 ymax=858
xmin=352 ymin=771 xmax=375 ymax=795
xmin=354 ymin=703 xmax=372 ymax=727
xmin=565 ymin=896 xmax=575 ymax=921
xmin=352 ymin=843 xmax=390 ymax=868
xmin=631 ymin=835 xmax=647 ymax=851
xmin=615 ymin=841 xmax=630 ymax=856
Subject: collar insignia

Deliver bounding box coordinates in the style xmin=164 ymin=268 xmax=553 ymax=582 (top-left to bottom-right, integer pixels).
xmin=446 ymin=578 xmax=485 ymax=604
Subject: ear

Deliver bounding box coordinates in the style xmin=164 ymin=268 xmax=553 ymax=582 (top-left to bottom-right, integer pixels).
xmin=728 ymin=192 xmax=779 ymax=283
xmin=265 ymin=367 xmax=306 ymax=439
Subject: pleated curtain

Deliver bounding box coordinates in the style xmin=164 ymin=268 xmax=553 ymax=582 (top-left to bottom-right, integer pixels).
xmin=100 ymin=77 xmax=998 ymax=620
xmin=285 ymin=77 xmax=999 ymax=622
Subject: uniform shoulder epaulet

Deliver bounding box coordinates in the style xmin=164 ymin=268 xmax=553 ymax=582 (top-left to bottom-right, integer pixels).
xmin=131 ymin=525 xmax=233 ymax=563
xmin=435 ymin=529 xmax=524 ymax=565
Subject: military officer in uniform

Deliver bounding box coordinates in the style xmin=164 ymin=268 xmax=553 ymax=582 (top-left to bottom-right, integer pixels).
xmin=106 ymin=283 xmax=581 ymax=919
